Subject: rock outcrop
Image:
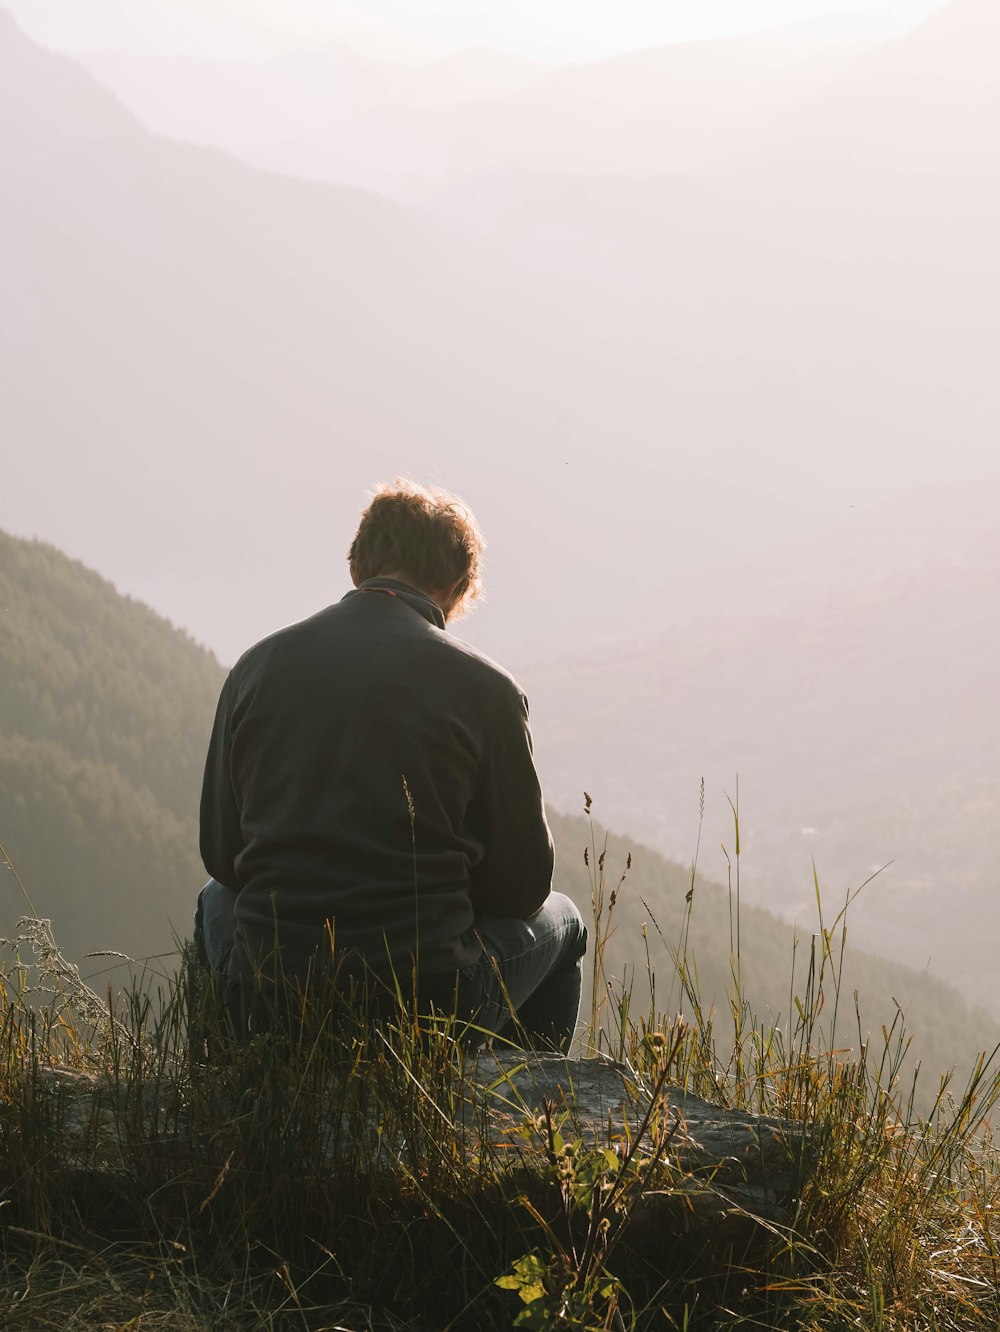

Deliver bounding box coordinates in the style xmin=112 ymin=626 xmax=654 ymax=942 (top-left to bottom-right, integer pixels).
xmin=37 ymin=1050 xmax=808 ymax=1244
xmin=469 ymin=1051 xmax=807 ymax=1239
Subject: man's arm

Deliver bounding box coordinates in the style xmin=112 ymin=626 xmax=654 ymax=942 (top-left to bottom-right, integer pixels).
xmin=466 ymin=694 xmax=554 ymax=918
xmin=199 ymin=675 xmax=243 ymax=890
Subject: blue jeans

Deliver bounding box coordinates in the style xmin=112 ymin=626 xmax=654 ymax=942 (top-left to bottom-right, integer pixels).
xmin=195 ymin=881 xmax=587 ymax=1052
xmin=460 ymin=893 xmax=588 ymax=1051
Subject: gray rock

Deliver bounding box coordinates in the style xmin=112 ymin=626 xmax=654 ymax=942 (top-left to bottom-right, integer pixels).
xmin=467 ymin=1051 xmax=808 ymax=1235
xmin=32 ymin=1053 xmax=809 ymax=1240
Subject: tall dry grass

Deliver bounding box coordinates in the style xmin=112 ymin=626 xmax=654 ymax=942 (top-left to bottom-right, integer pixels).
xmin=1 ymin=807 xmax=999 ymax=1330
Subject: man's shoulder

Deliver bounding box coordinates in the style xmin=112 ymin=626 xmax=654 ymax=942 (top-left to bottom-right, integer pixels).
xmin=227 ymin=605 xmax=338 ymax=676
xmin=226 ymin=602 xmax=525 ymax=710
xmin=433 ymin=630 xmax=525 ymax=706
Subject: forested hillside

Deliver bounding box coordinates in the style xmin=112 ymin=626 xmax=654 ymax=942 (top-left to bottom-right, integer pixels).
xmin=1 ymin=529 xmax=996 ymax=1087
xmin=0 ymin=529 xmax=222 ymax=966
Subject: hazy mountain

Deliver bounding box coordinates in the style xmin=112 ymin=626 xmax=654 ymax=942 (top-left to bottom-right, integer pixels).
xmin=521 ymin=535 xmax=1000 ymax=1015
xmin=94 ymin=28 xmax=872 ymax=193
xmin=2 ymin=527 xmax=996 ymax=1097
xmin=5 ymin=5 xmax=998 ymax=670
xmin=78 ymin=42 xmax=544 ymax=181
xmin=68 ymin=7 xmax=990 ymax=209
xmin=0 ymin=11 xmax=873 ymax=655
xmin=719 ymin=0 xmax=1000 ymax=267
xmin=0 ymin=6 xmax=605 ymax=661
xmin=751 ymin=0 xmax=1000 ymax=171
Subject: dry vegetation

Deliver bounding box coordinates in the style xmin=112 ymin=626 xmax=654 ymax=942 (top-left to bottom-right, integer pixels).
xmin=2 ymin=824 xmax=999 ymax=1331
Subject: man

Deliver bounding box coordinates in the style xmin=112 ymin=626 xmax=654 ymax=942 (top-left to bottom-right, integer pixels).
xmin=196 ymin=479 xmax=587 ymax=1050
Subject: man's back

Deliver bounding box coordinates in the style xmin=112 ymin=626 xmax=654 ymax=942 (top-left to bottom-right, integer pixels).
xmin=200 ymin=577 xmax=553 ymax=990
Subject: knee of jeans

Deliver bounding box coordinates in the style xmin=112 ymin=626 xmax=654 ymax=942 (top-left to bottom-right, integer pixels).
xmin=548 ymin=892 xmax=588 ymax=960
xmin=571 ymin=918 xmax=589 ymax=962
xmin=556 ymin=899 xmax=588 ymax=962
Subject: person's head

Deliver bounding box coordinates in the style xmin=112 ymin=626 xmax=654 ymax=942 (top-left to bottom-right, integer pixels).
xmin=348 ymin=478 xmax=485 ymax=621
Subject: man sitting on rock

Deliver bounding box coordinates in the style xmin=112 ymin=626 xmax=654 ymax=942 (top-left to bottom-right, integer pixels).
xmin=195 ymin=478 xmax=587 ymax=1049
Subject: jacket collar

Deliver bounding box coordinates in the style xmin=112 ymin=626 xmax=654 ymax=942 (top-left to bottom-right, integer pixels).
xmin=344 ymin=577 xmax=447 ymax=630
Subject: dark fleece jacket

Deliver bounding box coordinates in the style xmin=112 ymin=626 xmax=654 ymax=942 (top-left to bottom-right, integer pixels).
xmin=199 ymin=577 xmax=554 ymax=989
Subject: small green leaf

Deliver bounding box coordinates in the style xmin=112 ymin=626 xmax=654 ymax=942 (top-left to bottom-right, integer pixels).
xmin=518 ymin=1280 xmax=546 ymax=1304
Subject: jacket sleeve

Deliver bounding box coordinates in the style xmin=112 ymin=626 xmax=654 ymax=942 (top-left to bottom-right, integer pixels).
xmin=466 ymin=693 xmax=554 ymax=918
xmin=199 ymin=675 xmax=243 ymax=890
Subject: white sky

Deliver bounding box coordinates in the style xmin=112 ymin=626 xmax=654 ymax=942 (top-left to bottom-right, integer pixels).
xmin=347 ymin=0 xmax=946 ymax=59
xmin=4 ymin=0 xmax=949 ymax=61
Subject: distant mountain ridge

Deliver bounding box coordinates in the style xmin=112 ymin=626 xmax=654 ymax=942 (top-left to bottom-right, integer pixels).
xmin=73 ymin=22 xmax=881 ymax=189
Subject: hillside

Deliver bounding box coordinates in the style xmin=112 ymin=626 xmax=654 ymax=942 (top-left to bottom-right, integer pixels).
xmin=522 ymin=540 xmax=1000 ymax=1017
xmin=2 ymin=529 xmax=996 ymax=1089
xmin=550 ymin=809 xmax=1000 ymax=1092
xmin=0 ymin=530 xmax=222 ymax=965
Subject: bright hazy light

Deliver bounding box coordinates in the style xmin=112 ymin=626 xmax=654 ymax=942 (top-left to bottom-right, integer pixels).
xmin=2 ymin=0 xmax=948 ymax=59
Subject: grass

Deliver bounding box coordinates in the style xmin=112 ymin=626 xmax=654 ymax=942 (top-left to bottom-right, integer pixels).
xmin=1 ymin=815 xmax=1000 ymax=1330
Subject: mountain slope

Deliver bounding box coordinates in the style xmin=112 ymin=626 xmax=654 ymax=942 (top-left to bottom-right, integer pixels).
xmin=0 ymin=529 xmax=222 ymax=964
xmin=522 ymin=538 xmax=1000 ymax=1015
xmin=549 ymin=808 xmax=1000 ymax=1093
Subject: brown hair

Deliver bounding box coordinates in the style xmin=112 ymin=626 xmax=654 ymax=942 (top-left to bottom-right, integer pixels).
xmin=348 ymin=478 xmax=485 ymax=618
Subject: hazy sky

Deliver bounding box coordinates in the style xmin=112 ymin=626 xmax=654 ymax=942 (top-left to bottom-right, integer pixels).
xmin=4 ymin=0 xmax=949 ymax=60
xmin=335 ymin=0 xmax=947 ymax=57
